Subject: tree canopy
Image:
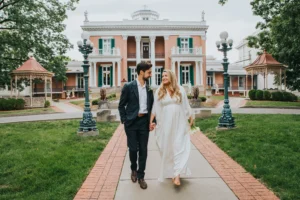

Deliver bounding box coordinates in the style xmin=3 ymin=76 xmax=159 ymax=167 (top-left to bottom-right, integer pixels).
xmin=218 ymin=0 xmax=300 ymax=91
xmin=0 ymin=0 xmax=79 ymax=89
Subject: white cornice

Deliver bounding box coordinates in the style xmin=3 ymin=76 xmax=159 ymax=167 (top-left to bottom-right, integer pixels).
xmin=86 ymin=30 xmax=206 ymax=37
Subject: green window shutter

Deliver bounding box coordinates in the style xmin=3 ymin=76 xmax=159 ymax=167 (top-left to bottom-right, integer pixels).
xmin=99 ymin=39 xmax=103 ymax=54
xmin=98 ymin=66 xmax=103 ymax=87
xmin=111 ymin=39 xmax=115 ymax=48
xmin=110 ymin=66 xmax=113 ymax=87
xmin=127 ymin=68 xmax=131 ymax=82
xmin=189 ymin=38 xmax=193 ymax=53
xmin=180 ymin=66 xmax=183 ymax=85
xmin=177 ymin=38 xmax=181 ymax=47
xmin=189 ymin=65 xmax=194 ymax=86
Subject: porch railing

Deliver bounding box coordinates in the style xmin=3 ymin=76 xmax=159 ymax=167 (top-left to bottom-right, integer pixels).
xmin=171 ymin=47 xmax=203 ymax=55
xmin=91 ymin=48 xmax=121 ymax=56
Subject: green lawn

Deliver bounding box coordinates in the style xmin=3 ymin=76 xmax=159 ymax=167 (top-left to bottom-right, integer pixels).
xmin=0 ymin=120 xmax=119 ymax=200
xmin=0 ymin=107 xmax=56 ymax=117
xmin=245 ymin=100 xmax=300 ymax=108
xmin=195 ymin=114 xmax=300 ymax=200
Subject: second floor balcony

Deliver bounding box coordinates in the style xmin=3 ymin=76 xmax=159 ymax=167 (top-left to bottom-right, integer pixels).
xmin=171 ymin=47 xmax=203 ymax=56
xmin=127 ymin=53 xmax=165 ymax=59
xmin=90 ymin=48 xmax=121 ymax=57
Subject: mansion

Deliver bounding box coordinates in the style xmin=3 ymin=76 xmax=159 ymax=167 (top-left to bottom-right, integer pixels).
xmin=0 ymin=8 xmax=284 ymax=100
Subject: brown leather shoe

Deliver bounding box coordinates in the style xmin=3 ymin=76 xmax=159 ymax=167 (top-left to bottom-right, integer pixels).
xmin=138 ymin=179 xmax=148 ymax=189
xmin=131 ymin=171 xmax=137 ymax=183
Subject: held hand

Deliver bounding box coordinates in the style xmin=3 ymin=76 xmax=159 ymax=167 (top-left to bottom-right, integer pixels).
xmin=149 ymin=123 xmax=156 ymax=131
xmin=189 ymin=119 xmax=194 ymax=127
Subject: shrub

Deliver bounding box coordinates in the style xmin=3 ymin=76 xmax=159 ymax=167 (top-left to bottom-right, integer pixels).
xmin=187 ymin=94 xmax=193 ymax=99
xmin=44 ymin=100 xmax=50 ymax=108
xmin=16 ymin=99 xmax=25 ymax=110
xmin=200 ymin=97 xmax=207 ymax=102
xmin=0 ymin=98 xmax=25 ymax=110
xmin=255 ymin=90 xmax=264 ymax=100
xmin=92 ymin=99 xmax=99 ymax=105
xmin=263 ymin=91 xmax=271 ymax=100
xmin=107 ymin=93 xmax=116 ymax=100
xmin=249 ymin=90 xmax=256 ymax=100
xmin=272 ymin=91 xmax=284 ymax=101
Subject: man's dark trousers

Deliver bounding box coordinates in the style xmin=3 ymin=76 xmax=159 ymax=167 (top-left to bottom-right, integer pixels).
xmin=124 ymin=114 xmax=149 ymax=179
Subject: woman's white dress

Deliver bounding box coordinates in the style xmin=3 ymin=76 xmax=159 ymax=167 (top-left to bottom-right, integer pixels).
xmin=152 ymin=86 xmax=194 ymax=182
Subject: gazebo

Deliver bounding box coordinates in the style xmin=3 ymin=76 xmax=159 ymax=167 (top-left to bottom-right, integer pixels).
xmin=10 ymin=56 xmax=54 ymax=107
xmin=244 ymin=50 xmax=287 ymax=91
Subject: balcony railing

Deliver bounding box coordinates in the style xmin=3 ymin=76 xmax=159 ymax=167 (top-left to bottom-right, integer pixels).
xmin=212 ymin=85 xmax=252 ymax=91
xmin=33 ymin=88 xmax=63 ymax=93
xmin=127 ymin=53 xmax=165 ymax=59
xmin=91 ymin=48 xmax=121 ymax=56
xmin=63 ymin=86 xmax=85 ymax=91
xmin=171 ymin=47 xmax=203 ymax=55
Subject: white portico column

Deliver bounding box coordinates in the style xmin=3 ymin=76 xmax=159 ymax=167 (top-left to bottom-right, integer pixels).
xmin=150 ymin=36 xmax=156 ymax=86
xmin=93 ymin=62 xmax=97 ymax=87
xmin=117 ymin=60 xmax=121 ymax=86
xmin=135 ymin=36 xmax=141 ymax=64
xmin=196 ymin=61 xmax=200 ymax=85
xmin=172 ymin=60 xmax=175 ymax=72
xmin=112 ymin=61 xmax=116 ymax=87
xmin=200 ymin=61 xmax=204 ymax=85
xmin=178 ymin=61 xmax=181 ymax=84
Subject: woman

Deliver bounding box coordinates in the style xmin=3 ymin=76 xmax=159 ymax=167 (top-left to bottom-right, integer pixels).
xmin=150 ymin=69 xmax=194 ymax=186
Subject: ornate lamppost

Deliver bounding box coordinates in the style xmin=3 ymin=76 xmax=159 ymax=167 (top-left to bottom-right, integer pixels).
xmin=77 ymin=31 xmax=99 ymax=136
xmin=216 ymin=31 xmax=235 ymax=129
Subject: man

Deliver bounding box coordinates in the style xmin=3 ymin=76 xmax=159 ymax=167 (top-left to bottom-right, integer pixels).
xmin=118 ymin=61 xmax=154 ymax=189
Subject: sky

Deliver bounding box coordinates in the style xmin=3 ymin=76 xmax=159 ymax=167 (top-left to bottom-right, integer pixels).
xmin=63 ymin=0 xmax=261 ymax=62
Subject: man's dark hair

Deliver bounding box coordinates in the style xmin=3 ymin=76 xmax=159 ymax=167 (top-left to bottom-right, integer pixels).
xmin=136 ymin=61 xmax=152 ymax=75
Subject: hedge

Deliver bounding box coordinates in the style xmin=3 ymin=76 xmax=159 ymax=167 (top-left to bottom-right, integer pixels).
xmin=0 ymin=98 xmax=25 ymax=111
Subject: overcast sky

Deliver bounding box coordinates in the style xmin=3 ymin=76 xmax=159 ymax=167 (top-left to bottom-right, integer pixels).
xmin=64 ymin=0 xmax=261 ymax=62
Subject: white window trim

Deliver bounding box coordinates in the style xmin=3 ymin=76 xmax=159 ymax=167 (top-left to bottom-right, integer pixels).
xmin=155 ymin=66 xmax=163 ymax=85
xmin=101 ymin=65 xmax=112 ymax=88
xmin=129 ymin=66 xmax=138 ymax=81
xmin=181 ymin=65 xmax=190 ymax=85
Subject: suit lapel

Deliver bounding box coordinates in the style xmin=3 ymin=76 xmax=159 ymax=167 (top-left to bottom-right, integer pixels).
xmin=132 ymin=80 xmax=139 ymax=102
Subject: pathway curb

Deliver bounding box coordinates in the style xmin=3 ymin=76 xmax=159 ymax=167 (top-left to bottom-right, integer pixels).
xmin=191 ymin=132 xmax=279 ymax=200
xmin=73 ymin=124 xmax=127 ymax=200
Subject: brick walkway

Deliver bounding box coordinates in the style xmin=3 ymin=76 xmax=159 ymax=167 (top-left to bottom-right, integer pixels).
xmin=73 ymin=124 xmax=127 ymax=200
xmin=191 ymin=133 xmax=279 ymax=200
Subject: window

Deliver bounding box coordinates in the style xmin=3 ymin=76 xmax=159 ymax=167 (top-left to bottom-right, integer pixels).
xmin=206 ymin=72 xmax=214 ymax=87
xmin=130 ymin=67 xmax=137 ymax=81
xmin=103 ymin=66 xmax=111 ymax=86
xmin=155 ymin=67 xmax=163 ymax=85
xmin=239 ymin=76 xmax=245 ymax=87
xmin=77 ymin=73 xmax=84 ymax=89
xmin=103 ymin=39 xmax=111 ymax=55
xmin=143 ymin=17 xmax=149 ymax=20
xmin=182 ymin=66 xmax=190 ymax=85
xmin=180 ymin=38 xmax=189 ymax=53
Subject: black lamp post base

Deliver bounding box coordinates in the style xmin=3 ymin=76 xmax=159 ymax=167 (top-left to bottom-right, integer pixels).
xmin=218 ymin=115 xmax=235 ymax=129
xmin=77 ymin=112 xmax=99 ymax=136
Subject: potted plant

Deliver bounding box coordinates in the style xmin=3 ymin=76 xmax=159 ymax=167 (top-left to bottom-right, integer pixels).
xmin=98 ymin=88 xmax=109 ymax=109
xmin=189 ymin=86 xmax=202 ymax=108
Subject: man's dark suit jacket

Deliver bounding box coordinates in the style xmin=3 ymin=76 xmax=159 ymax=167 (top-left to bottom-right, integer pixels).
xmin=118 ymin=80 xmax=154 ymax=128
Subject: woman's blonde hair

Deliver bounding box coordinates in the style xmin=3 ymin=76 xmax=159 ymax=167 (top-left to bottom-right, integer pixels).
xmin=158 ymin=69 xmax=182 ymax=103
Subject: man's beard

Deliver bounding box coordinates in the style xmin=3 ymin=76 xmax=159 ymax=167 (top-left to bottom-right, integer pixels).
xmin=143 ymin=75 xmax=150 ymax=81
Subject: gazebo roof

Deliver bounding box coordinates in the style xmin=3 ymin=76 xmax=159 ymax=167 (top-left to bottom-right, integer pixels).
xmin=16 ymin=57 xmax=48 ymax=72
xmin=248 ymin=50 xmax=283 ymax=67
xmin=244 ymin=50 xmax=287 ymax=74
xmin=12 ymin=56 xmax=53 ymax=78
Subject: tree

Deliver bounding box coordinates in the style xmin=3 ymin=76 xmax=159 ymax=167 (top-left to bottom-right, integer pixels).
xmin=0 ymin=0 xmax=79 ymax=89
xmin=218 ymin=0 xmax=300 ymax=91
